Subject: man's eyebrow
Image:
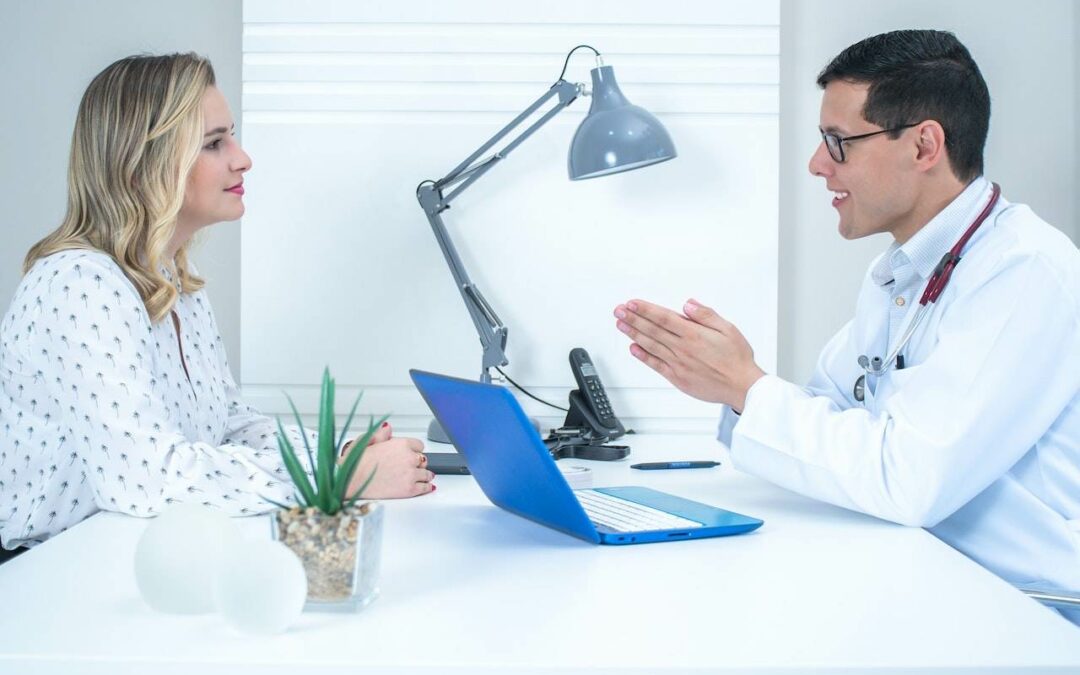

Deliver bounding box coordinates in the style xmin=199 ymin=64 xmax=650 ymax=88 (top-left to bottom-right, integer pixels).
xmin=203 ymin=123 xmax=235 ymax=138
xmin=820 ymin=124 xmax=845 ymax=134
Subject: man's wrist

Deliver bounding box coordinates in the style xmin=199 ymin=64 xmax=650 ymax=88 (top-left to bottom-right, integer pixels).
xmin=734 ymin=367 xmax=767 ymax=413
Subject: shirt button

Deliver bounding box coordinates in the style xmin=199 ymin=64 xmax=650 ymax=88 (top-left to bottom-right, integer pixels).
xmin=895 ymin=297 xmax=906 ymax=307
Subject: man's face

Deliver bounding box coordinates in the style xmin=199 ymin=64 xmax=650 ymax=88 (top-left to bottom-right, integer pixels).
xmin=808 ymin=80 xmax=917 ymax=240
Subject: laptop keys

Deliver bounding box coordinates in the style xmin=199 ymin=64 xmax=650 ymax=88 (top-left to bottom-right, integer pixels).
xmin=575 ymin=489 xmax=704 ymax=532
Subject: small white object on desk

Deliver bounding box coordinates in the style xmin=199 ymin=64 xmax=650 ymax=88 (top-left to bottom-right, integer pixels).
xmin=214 ymin=538 xmax=307 ymax=635
xmin=132 ymin=503 xmax=240 ymax=614
xmin=557 ymin=463 xmax=592 ymax=489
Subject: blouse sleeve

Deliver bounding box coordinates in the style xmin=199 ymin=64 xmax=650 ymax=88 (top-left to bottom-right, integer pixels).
xmin=28 ymin=257 xmax=311 ymax=517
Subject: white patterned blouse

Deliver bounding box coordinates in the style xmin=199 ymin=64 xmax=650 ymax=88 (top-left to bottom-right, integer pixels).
xmin=0 ymin=249 xmax=314 ymax=548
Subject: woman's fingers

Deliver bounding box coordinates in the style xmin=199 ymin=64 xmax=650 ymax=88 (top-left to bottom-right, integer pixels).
xmin=366 ymin=421 xmax=392 ymax=445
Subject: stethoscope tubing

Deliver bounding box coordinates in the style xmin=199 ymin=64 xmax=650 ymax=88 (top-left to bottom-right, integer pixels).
xmin=857 ymin=182 xmax=1002 ymax=381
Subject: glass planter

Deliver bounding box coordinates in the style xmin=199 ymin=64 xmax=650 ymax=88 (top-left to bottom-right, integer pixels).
xmin=271 ymin=501 xmax=384 ymax=612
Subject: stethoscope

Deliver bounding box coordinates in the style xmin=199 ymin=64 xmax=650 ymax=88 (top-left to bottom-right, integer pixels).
xmin=854 ymin=182 xmax=1001 ymax=403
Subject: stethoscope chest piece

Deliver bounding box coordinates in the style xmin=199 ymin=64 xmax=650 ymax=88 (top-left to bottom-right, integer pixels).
xmin=854 ymin=374 xmax=866 ymax=403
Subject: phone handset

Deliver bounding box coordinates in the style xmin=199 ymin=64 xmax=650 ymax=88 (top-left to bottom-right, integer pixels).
xmin=565 ymin=347 xmax=626 ymax=441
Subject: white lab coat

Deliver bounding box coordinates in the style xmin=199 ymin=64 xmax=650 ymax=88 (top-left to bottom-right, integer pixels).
xmin=718 ymin=178 xmax=1080 ymax=625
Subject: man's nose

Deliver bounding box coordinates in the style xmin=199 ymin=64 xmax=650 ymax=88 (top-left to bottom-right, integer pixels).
xmin=808 ymin=141 xmax=834 ymax=178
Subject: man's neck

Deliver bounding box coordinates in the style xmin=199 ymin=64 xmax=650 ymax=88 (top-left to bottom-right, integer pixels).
xmin=892 ymin=176 xmax=971 ymax=245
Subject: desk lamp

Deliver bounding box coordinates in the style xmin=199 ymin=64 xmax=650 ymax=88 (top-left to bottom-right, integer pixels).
xmin=417 ymin=45 xmax=676 ymax=442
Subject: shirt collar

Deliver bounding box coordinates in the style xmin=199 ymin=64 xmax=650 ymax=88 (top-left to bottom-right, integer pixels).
xmin=871 ymin=176 xmax=992 ymax=287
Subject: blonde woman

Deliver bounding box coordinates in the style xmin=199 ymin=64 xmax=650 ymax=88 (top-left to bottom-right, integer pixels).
xmin=0 ymin=54 xmax=434 ymax=556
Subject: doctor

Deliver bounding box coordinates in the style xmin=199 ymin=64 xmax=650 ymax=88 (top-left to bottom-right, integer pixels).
xmin=614 ymin=30 xmax=1080 ymax=624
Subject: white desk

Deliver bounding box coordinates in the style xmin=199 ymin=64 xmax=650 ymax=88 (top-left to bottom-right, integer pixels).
xmin=1 ymin=434 xmax=1078 ymax=674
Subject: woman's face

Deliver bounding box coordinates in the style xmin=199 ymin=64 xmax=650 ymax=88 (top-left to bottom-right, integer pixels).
xmin=176 ymin=85 xmax=251 ymax=241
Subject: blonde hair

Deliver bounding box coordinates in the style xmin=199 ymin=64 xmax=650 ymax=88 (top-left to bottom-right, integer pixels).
xmin=24 ymin=53 xmax=214 ymax=323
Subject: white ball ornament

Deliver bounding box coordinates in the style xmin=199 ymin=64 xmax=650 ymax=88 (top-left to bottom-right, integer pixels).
xmin=214 ymin=539 xmax=307 ymax=635
xmin=133 ymin=503 xmax=241 ymax=614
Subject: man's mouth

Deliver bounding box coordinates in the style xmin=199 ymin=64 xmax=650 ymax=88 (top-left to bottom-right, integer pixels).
xmin=831 ymin=190 xmax=849 ymax=207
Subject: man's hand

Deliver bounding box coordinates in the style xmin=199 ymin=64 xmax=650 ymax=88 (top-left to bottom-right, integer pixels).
xmin=614 ymin=298 xmax=765 ymax=411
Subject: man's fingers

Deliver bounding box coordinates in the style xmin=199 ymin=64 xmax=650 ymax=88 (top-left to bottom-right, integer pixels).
xmin=617 ymin=300 xmax=688 ymax=339
xmin=683 ymin=299 xmax=733 ymax=333
xmin=616 ymin=317 xmax=678 ymax=362
xmin=629 ymin=343 xmax=675 ymax=381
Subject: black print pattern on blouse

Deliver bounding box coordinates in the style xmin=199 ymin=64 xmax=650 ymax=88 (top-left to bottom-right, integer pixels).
xmin=0 ymin=251 xmax=316 ymax=548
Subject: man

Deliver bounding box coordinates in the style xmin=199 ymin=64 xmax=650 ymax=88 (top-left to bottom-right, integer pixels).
xmin=614 ymin=30 xmax=1080 ymax=624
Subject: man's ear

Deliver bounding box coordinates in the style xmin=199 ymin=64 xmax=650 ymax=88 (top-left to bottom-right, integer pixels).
xmin=913 ymin=120 xmax=948 ymax=173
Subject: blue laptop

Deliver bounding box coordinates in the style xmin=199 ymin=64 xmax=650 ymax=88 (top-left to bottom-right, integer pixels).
xmin=410 ymin=369 xmax=763 ymax=545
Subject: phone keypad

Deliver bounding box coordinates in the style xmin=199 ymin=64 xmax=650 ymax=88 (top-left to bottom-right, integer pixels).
xmin=587 ymin=379 xmax=615 ymax=422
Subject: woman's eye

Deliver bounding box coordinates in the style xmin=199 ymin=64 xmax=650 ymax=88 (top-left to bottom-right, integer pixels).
xmin=204 ymin=139 xmax=222 ymax=151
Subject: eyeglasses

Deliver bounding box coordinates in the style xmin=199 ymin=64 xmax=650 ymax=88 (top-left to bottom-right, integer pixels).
xmin=819 ymin=123 xmax=918 ymax=163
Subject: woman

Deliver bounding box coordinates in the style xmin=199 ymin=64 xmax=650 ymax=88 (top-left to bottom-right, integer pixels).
xmin=0 ymin=53 xmax=434 ymax=553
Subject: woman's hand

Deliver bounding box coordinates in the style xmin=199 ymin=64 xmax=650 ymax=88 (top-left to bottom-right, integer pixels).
xmin=340 ymin=423 xmax=434 ymax=499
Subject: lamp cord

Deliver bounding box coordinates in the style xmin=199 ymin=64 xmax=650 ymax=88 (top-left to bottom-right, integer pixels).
xmin=494 ymin=367 xmax=569 ymax=412
xmin=556 ymin=45 xmax=601 ymax=83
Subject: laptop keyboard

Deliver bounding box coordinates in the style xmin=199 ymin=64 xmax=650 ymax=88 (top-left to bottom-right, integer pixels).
xmin=576 ymin=489 xmax=704 ymax=533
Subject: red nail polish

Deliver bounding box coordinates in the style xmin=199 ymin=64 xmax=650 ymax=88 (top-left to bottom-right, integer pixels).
xmin=381 ymin=422 xmax=389 ymax=428
xmin=431 ymin=484 xmax=437 ymax=492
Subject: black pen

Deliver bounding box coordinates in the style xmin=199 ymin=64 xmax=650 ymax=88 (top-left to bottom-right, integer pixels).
xmin=630 ymin=461 xmax=721 ymax=470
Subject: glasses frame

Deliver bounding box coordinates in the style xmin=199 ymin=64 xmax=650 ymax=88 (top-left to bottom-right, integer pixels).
xmin=819 ymin=123 xmax=919 ymax=163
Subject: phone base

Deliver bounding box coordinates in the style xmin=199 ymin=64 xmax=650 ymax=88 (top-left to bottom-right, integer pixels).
xmin=549 ymin=442 xmax=630 ymax=462
xmin=563 ymin=390 xmax=626 ymax=442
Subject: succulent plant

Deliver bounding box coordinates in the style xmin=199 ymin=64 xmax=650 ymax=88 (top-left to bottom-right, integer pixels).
xmin=271 ymin=368 xmax=387 ymax=515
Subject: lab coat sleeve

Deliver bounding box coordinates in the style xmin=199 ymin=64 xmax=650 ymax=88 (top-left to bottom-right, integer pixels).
xmin=717 ymin=319 xmax=855 ymax=447
xmin=35 ymin=259 xmax=308 ymax=517
xmin=729 ymin=254 xmax=1080 ymax=527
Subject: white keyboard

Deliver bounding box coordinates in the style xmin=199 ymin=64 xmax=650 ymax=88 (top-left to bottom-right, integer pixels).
xmin=576 ymin=489 xmax=704 ymax=533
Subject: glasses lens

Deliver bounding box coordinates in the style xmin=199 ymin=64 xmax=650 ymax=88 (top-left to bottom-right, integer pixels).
xmin=824 ymin=133 xmax=844 ymax=162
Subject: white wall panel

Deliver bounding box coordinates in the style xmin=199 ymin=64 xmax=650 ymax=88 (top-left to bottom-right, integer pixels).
xmin=241 ymin=0 xmax=779 ymax=432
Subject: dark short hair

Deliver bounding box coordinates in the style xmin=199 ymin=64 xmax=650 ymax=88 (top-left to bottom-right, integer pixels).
xmin=817 ymin=30 xmax=990 ymax=182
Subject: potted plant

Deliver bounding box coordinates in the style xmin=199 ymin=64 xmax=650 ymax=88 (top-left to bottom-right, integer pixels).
xmin=269 ymin=368 xmax=388 ymax=611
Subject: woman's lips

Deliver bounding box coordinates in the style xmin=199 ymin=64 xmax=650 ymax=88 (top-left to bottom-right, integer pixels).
xmin=226 ymin=184 xmax=244 ymax=196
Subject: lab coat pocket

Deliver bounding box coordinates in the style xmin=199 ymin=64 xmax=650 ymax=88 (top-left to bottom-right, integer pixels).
xmin=878 ymin=363 xmax=925 ymax=402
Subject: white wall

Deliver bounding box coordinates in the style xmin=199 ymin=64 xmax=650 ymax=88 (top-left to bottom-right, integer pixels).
xmin=3 ymin=1 xmax=1078 ymax=419
xmin=239 ymin=0 xmax=780 ymax=433
xmin=778 ymin=0 xmax=1079 ymax=384
xmin=0 ymin=0 xmax=244 ymax=374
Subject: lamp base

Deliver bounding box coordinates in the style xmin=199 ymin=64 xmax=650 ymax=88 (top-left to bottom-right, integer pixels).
xmin=426 ymin=418 xmax=453 ymax=444
xmin=425 ymin=416 xmax=542 ymax=444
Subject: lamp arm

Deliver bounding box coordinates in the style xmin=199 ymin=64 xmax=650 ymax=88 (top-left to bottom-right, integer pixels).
xmin=433 ymin=79 xmax=581 ymax=202
xmin=416 ymin=79 xmax=582 ymax=382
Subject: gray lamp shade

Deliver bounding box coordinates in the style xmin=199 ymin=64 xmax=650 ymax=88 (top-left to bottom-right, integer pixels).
xmin=568 ymin=65 xmax=677 ymax=180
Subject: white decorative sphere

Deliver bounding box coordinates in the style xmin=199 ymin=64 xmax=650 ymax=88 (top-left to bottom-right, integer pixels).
xmin=133 ymin=503 xmax=241 ymax=614
xmin=214 ymin=539 xmax=307 ymax=635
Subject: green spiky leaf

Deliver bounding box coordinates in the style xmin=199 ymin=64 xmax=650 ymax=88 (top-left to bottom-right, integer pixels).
xmin=316 ymin=368 xmax=336 ymax=513
xmin=274 ymin=368 xmax=384 ymax=516
xmin=345 ymin=464 xmax=379 ymax=510
xmin=285 ymin=394 xmax=316 ymax=478
xmin=336 ymin=389 xmax=364 ymax=455
xmin=275 ymin=417 xmax=316 ymax=507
